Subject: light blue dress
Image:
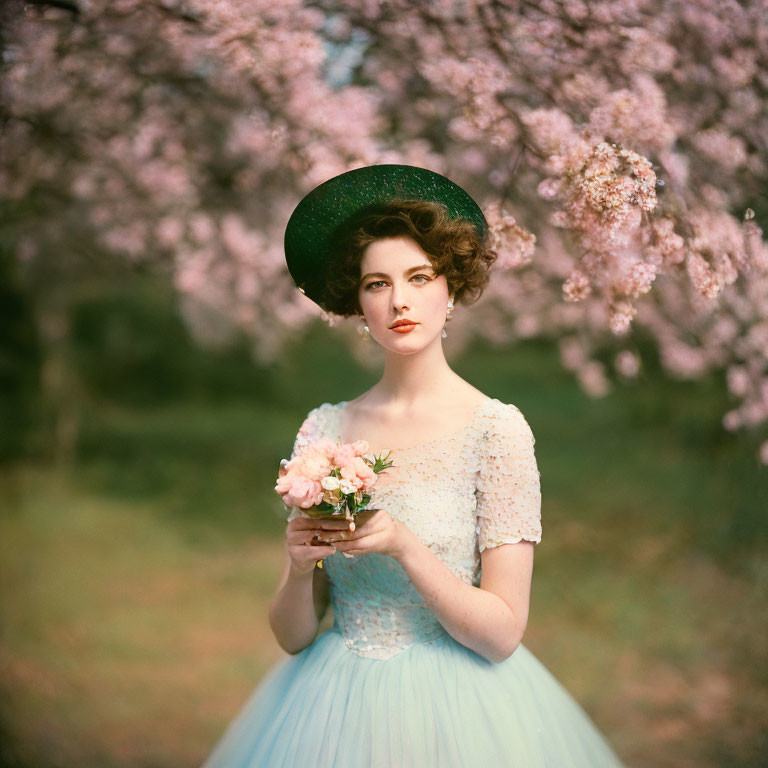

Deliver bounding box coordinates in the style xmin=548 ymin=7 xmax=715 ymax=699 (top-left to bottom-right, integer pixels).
xmin=202 ymin=398 xmax=627 ymax=767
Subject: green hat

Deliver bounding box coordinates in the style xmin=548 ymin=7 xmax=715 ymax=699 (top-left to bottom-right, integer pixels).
xmin=283 ymin=164 xmax=487 ymax=310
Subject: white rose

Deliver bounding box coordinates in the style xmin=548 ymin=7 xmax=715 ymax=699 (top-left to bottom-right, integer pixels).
xmin=321 ymin=475 xmax=340 ymax=490
xmin=339 ymin=479 xmax=356 ymax=495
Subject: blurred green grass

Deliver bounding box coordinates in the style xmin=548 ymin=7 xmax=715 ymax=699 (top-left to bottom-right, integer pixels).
xmin=1 ymin=273 xmax=766 ymax=767
xmin=66 ymin=309 xmax=768 ymax=566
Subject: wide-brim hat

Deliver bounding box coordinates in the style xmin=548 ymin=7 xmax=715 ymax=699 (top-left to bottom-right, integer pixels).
xmin=284 ymin=164 xmax=487 ymax=310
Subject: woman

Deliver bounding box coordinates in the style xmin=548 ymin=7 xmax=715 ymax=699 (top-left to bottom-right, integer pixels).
xmin=202 ymin=165 xmax=626 ymax=767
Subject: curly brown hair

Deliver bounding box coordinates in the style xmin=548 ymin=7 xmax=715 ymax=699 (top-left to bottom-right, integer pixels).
xmin=321 ymin=198 xmax=498 ymax=317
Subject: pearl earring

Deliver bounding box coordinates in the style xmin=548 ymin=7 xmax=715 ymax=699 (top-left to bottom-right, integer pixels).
xmin=358 ymin=316 xmax=371 ymax=341
xmin=443 ymin=296 xmax=454 ymax=339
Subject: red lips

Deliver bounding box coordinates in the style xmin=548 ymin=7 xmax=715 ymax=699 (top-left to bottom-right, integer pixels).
xmin=390 ymin=319 xmax=418 ymax=328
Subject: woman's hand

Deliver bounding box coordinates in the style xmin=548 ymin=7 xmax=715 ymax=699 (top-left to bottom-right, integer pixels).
xmin=286 ymin=516 xmax=337 ymax=575
xmin=317 ymin=509 xmax=409 ymax=560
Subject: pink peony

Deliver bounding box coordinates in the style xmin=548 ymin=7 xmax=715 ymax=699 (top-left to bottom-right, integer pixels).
xmin=299 ymin=441 xmax=334 ymax=480
xmin=332 ymin=443 xmax=358 ymax=467
xmin=276 ymin=438 xmax=395 ymax=514
xmin=275 ymin=472 xmax=324 ymax=509
xmin=338 ymin=456 xmax=378 ymax=491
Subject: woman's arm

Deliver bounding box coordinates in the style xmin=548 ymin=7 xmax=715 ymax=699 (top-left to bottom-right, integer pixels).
xmin=395 ymin=523 xmax=535 ymax=664
xmin=268 ymin=548 xmax=331 ymax=655
xmin=270 ymin=404 xmax=334 ymax=654
xmin=325 ymin=514 xmax=535 ymax=663
xmin=396 ymin=402 xmax=538 ymax=663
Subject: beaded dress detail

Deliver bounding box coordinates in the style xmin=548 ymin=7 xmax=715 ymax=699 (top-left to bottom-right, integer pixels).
xmin=201 ymin=400 xmax=627 ymax=768
xmin=286 ymin=398 xmax=542 ymax=659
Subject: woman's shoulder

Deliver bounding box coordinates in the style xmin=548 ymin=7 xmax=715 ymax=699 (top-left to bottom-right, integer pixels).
xmin=476 ymin=398 xmax=535 ymax=441
xmin=301 ymin=400 xmax=340 ymax=427
xmin=290 ymin=402 xmax=340 ymax=442
xmin=290 ymin=401 xmax=339 ymax=456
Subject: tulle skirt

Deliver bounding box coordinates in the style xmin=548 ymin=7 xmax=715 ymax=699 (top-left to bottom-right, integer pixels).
xmin=202 ymin=628 xmax=626 ymax=767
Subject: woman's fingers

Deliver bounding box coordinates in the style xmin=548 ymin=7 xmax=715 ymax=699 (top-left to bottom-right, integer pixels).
xmin=333 ymin=528 xmax=382 ymax=551
xmin=318 ymin=519 xmax=356 ymax=531
xmin=318 ymin=510 xmax=381 ymax=534
xmin=287 ymin=528 xmax=334 ymax=547
xmin=320 ymin=529 xmax=356 ymax=542
xmin=287 ymin=513 xmax=386 ymax=551
xmin=289 ymin=516 xmax=329 ymax=530
xmin=321 ymin=524 xmax=381 ymax=543
xmin=289 ymin=517 xmax=352 ymax=535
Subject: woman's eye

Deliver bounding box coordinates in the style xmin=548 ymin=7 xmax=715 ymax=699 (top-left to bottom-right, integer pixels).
xmin=365 ymin=275 xmax=431 ymax=290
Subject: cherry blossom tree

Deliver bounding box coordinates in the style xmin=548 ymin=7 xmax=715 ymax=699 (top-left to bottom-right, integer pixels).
xmin=2 ymin=0 xmax=767 ymax=463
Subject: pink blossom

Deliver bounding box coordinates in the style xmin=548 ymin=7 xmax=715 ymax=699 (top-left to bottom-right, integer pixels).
xmin=722 ymin=410 xmax=742 ymax=431
xmin=4 ymin=0 xmax=767 ymax=455
xmin=609 ymin=300 xmax=637 ymax=336
xmin=615 ymin=350 xmax=641 ymax=378
xmin=686 ymin=252 xmax=724 ymax=299
xmin=579 ymin=361 xmax=611 ymax=398
xmin=563 ymin=269 xmax=591 ymax=302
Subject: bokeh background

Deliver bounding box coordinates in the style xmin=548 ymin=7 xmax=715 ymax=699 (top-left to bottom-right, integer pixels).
xmin=1 ymin=1 xmax=767 ymax=767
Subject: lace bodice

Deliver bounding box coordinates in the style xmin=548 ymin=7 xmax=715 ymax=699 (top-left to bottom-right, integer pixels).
xmin=284 ymin=397 xmax=542 ymax=659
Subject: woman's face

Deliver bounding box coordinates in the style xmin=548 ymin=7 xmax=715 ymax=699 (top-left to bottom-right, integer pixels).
xmin=356 ymin=235 xmax=452 ymax=350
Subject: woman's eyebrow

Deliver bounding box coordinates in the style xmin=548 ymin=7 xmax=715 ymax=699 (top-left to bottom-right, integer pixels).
xmin=361 ymin=264 xmax=434 ymax=280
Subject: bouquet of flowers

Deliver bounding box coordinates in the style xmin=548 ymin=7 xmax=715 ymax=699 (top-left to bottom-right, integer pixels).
xmin=275 ymin=438 xmax=395 ymax=564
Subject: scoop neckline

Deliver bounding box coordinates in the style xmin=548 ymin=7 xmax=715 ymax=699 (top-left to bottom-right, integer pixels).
xmin=333 ymin=396 xmax=497 ymax=455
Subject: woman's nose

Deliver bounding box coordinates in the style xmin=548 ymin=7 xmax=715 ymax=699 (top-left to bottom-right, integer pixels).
xmin=391 ymin=282 xmax=411 ymax=312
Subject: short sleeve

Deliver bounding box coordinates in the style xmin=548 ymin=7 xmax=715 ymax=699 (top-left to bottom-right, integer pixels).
xmin=283 ymin=406 xmax=323 ymax=523
xmin=475 ymin=403 xmax=542 ymax=552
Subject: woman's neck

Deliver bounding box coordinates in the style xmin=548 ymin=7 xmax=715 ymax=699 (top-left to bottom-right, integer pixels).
xmin=371 ymin=338 xmax=459 ymax=408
